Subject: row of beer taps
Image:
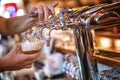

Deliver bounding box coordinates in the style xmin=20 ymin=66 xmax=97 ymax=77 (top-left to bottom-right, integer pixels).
xmin=35 ymin=1 xmax=120 ymax=47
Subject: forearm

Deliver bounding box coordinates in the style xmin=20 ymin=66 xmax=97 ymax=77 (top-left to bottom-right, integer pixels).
xmin=6 ymin=15 xmax=38 ymax=35
xmin=0 ymin=15 xmax=38 ymax=36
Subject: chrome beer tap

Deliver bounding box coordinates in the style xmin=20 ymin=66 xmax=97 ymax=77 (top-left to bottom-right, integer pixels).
xmin=59 ymin=8 xmax=68 ymax=30
xmin=62 ymin=2 xmax=120 ymax=80
xmin=45 ymin=26 xmax=60 ymax=47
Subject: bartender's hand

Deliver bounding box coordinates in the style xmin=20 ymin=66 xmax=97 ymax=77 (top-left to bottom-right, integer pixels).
xmin=0 ymin=2 xmax=58 ymax=36
xmin=0 ymin=43 xmax=40 ymax=72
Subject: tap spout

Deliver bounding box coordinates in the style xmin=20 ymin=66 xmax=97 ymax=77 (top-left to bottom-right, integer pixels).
xmin=45 ymin=27 xmax=57 ymax=47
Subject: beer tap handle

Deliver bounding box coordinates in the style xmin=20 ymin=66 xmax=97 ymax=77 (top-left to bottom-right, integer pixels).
xmin=59 ymin=8 xmax=68 ymax=31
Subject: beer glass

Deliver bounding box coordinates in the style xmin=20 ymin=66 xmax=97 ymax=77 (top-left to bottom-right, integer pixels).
xmin=21 ymin=27 xmax=45 ymax=54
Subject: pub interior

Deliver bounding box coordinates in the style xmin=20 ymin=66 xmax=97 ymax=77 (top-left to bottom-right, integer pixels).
xmin=0 ymin=0 xmax=120 ymax=80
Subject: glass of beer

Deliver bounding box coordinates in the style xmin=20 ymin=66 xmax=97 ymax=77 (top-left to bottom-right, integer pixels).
xmin=21 ymin=27 xmax=45 ymax=54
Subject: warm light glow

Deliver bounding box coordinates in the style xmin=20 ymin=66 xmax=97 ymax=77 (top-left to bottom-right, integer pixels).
xmin=99 ymin=37 xmax=112 ymax=48
xmin=1 ymin=0 xmax=21 ymax=5
xmin=0 ymin=6 xmax=4 ymax=16
xmin=16 ymin=9 xmax=25 ymax=16
xmin=114 ymin=39 xmax=120 ymax=49
xmin=3 ymin=11 xmax=10 ymax=18
xmin=55 ymin=8 xmax=60 ymax=15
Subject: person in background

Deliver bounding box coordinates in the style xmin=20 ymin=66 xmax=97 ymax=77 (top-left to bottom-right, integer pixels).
xmin=0 ymin=2 xmax=58 ymax=72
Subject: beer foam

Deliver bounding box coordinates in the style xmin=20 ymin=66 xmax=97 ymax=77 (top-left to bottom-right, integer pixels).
xmin=21 ymin=40 xmax=44 ymax=52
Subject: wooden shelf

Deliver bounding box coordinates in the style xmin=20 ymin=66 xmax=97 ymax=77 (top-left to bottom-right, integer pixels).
xmin=95 ymin=51 xmax=120 ymax=69
xmin=97 ymin=47 xmax=120 ymax=54
xmin=95 ymin=31 xmax=120 ymax=38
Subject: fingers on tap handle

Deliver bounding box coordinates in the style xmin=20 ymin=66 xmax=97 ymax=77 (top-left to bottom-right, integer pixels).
xmin=37 ymin=5 xmax=44 ymax=20
xmin=48 ymin=2 xmax=58 ymax=15
xmin=29 ymin=7 xmax=38 ymax=17
xmin=29 ymin=2 xmax=58 ymax=18
xmin=44 ymin=6 xmax=50 ymax=21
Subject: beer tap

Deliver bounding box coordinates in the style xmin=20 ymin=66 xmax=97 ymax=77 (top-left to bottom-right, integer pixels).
xmin=79 ymin=2 xmax=120 ymax=30
xmin=59 ymin=8 xmax=68 ymax=30
xmin=80 ymin=11 xmax=120 ymax=30
xmin=39 ymin=26 xmax=49 ymax=38
xmin=38 ymin=15 xmax=57 ymax=40
xmin=45 ymin=27 xmax=59 ymax=46
xmin=62 ymin=2 xmax=120 ymax=80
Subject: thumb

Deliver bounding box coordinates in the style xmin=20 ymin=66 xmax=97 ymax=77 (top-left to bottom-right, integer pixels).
xmin=14 ymin=43 xmax=21 ymax=52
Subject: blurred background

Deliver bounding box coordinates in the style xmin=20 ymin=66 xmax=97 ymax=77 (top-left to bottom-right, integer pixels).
xmin=0 ymin=0 xmax=120 ymax=80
